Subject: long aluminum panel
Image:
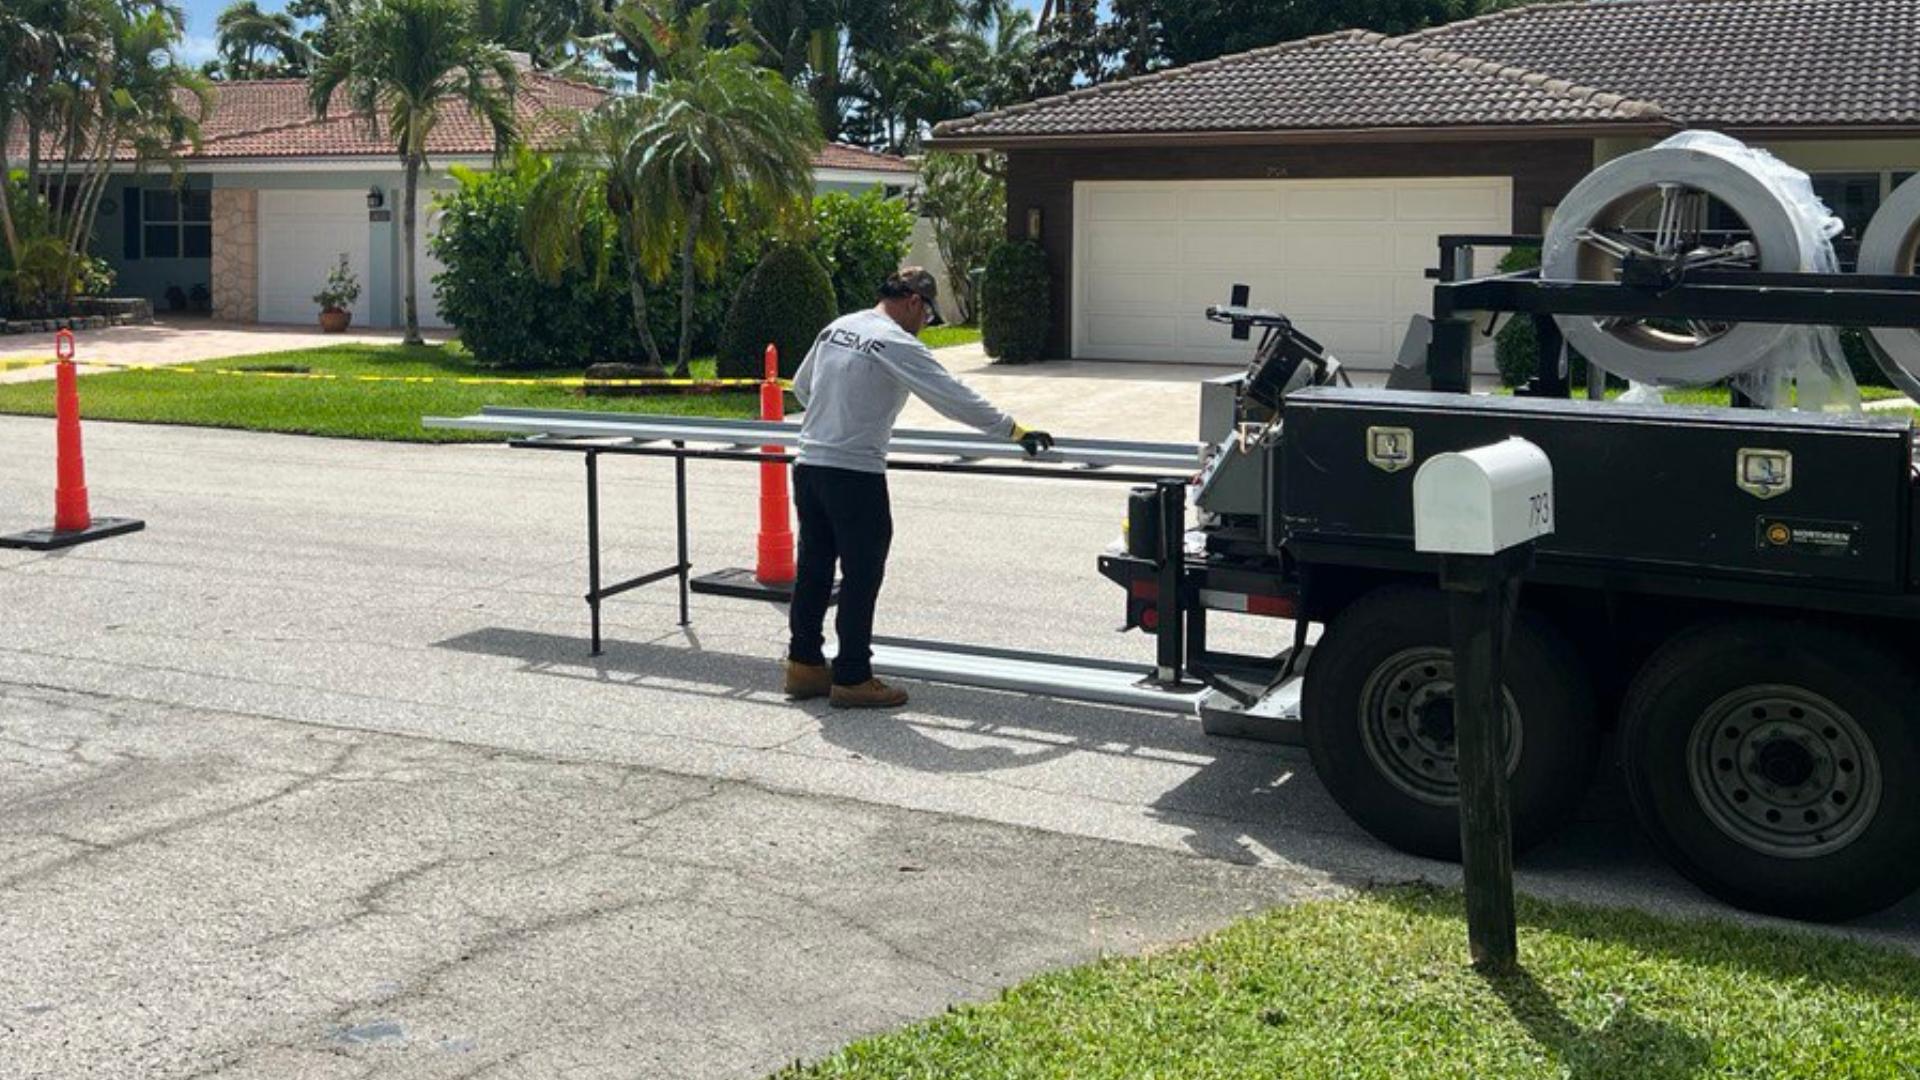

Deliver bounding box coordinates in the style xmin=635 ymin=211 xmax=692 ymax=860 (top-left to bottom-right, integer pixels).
xmin=424 ymin=406 xmax=1202 ymax=473
xmin=859 ymin=638 xmax=1208 ymax=715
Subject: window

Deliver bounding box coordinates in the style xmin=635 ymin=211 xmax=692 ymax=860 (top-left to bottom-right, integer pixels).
xmin=141 ymin=187 xmax=211 ymax=259
xmin=1809 ymin=173 xmax=1881 ymax=242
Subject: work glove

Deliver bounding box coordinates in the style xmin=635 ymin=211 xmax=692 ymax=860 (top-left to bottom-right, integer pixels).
xmin=1011 ymin=422 xmax=1055 ymax=458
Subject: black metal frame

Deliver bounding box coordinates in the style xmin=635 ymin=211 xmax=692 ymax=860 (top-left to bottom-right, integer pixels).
xmin=1424 ymin=233 xmax=1920 ymax=395
xmin=509 ymin=435 xmax=1192 ymax=656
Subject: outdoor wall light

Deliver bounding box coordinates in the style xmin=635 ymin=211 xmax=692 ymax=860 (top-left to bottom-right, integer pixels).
xmin=1026 ymin=206 xmax=1043 ymax=239
xmin=366 ymin=186 xmax=385 ymax=210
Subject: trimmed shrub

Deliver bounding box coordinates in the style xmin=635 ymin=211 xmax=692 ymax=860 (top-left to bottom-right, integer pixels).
xmin=716 ymin=244 xmax=839 ymax=380
xmin=432 ymin=158 xmax=764 ymax=369
xmin=980 ymin=240 xmax=1050 ymax=364
xmin=812 ymin=190 xmax=914 ymax=314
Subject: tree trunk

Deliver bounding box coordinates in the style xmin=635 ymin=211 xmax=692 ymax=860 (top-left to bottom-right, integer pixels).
xmin=619 ymin=229 xmax=667 ymax=375
xmin=674 ymin=194 xmax=706 ymax=379
xmin=402 ymin=152 xmax=422 ymax=345
xmin=0 ymin=108 xmax=20 ymax=264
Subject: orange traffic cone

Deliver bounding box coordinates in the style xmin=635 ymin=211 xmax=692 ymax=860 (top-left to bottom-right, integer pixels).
xmin=755 ymin=343 xmax=796 ymax=585
xmin=0 ymin=330 xmax=145 ymax=551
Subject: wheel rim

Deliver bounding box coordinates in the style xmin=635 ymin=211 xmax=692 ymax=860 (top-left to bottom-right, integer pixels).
xmin=1687 ymin=685 xmax=1881 ymax=859
xmin=1358 ymin=647 xmax=1522 ymax=806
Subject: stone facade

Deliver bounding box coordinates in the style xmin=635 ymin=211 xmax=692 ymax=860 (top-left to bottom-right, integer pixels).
xmin=210 ymin=188 xmax=258 ymax=322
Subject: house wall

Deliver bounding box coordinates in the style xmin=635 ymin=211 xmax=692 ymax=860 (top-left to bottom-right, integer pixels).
xmin=213 ymin=168 xmax=406 ymax=328
xmin=1005 ymin=139 xmax=1594 ymax=359
xmin=94 ymin=176 xmax=214 ymax=313
xmin=210 ymin=188 xmax=258 ymax=322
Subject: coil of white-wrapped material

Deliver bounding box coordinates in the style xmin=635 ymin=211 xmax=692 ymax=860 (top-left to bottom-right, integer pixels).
xmin=1542 ymin=132 xmax=1852 ymax=403
xmin=1859 ymin=172 xmax=1920 ymax=401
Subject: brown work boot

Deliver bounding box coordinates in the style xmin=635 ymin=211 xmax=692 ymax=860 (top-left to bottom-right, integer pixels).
xmin=830 ymin=678 xmax=909 ymax=709
xmin=785 ymin=660 xmax=831 ymax=701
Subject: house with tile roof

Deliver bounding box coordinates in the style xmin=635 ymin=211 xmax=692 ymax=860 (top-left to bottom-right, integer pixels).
xmin=928 ymin=0 xmax=1920 ymax=368
xmin=7 ymin=68 xmax=916 ymax=329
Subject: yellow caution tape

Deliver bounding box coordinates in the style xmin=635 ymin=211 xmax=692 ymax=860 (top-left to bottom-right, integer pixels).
xmin=0 ymin=357 xmax=779 ymax=389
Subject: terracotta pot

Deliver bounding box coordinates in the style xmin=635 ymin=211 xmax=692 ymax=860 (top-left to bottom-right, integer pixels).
xmin=318 ymin=308 xmax=352 ymax=333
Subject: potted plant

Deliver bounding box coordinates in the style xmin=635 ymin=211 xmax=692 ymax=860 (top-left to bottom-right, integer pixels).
xmin=313 ymin=255 xmax=361 ymax=332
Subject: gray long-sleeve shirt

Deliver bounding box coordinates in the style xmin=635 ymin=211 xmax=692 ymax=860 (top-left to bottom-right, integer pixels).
xmin=791 ymin=309 xmax=1015 ymax=474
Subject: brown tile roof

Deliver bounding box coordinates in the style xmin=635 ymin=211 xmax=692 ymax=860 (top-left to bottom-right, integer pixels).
xmin=815 ymin=141 xmax=918 ymax=173
xmin=932 ymin=0 xmax=1919 ymax=144
xmin=933 ymin=29 xmax=1664 ymax=143
xmin=6 ymin=74 xmax=914 ymax=173
xmin=1404 ymin=0 xmax=1920 ymax=128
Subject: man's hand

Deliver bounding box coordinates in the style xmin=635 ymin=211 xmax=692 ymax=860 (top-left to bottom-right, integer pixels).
xmin=1011 ymin=422 xmax=1055 ymax=457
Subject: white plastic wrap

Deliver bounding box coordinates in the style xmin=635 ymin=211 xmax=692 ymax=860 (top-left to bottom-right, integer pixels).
xmin=1542 ymin=131 xmax=1859 ymax=411
xmin=1858 ymin=171 xmax=1920 ymax=401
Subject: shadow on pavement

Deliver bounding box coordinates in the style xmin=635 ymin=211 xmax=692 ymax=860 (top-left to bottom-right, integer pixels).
xmin=433 ymin=625 xmax=1372 ymax=873
xmin=433 ymin=626 xmax=1920 ymax=938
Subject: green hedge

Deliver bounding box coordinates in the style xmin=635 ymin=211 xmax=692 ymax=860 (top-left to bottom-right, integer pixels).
xmin=431 ymin=160 xmax=761 ymax=369
xmin=812 ymin=190 xmax=915 ymax=314
xmin=980 ymin=241 xmax=1050 ymax=364
xmin=716 ymin=245 xmax=838 ymax=380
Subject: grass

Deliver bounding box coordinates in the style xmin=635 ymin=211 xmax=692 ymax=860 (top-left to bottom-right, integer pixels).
xmin=922 ymin=323 xmax=984 ymax=350
xmin=0 ymin=343 xmax=758 ymax=442
xmin=777 ymin=887 xmax=1920 ymax=1080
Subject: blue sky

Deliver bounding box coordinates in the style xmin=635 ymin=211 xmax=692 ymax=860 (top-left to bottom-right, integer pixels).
xmin=175 ymin=0 xmax=1052 ymax=68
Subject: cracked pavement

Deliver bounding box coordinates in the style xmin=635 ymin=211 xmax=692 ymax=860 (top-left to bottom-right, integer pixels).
xmin=1 ymin=416 xmax=1916 ymax=1079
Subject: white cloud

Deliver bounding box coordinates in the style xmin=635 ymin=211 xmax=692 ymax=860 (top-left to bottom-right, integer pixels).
xmin=177 ymin=34 xmax=219 ymax=68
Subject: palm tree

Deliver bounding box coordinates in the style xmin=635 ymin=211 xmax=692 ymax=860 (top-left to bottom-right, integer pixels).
xmin=214 ymin=0 xmax=308 ymax=79
xmin=310 ymin=0 xmax=518 ymax=344
xmin=627 ymin=39 xmax=821 ymax=376
xmin=522 ymin=102 xmax=674 ymax=374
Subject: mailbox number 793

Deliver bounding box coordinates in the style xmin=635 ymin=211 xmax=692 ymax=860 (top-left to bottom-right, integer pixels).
xmin=1528 ymin=491 xmax=1552 ymax=529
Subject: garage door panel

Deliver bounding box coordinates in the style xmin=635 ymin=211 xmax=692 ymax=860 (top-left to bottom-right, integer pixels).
xmin=1277 ymin=229 xmax=1392 ymax=271
xmin=1285 ymin=186 xmax=1391 ymax=222
xmin=258 ymin=190 xmax=371 ymax=326
xmin=1183 ymin=186 xmax=1283 ymax=221
xmin=1075 ymin=178 xmax=1511 ymax=369
xmin=1086 ymin=223 xmax=1183 ymax=267
xmin=1084 ymin=314 xmax=1178 ymax=351
xmin=1085 ymin=271 xmax=1180 ymax=312
xmin=1085 ymin=187 xmax=1181 ymax=222
xmin=1177 ymin=223 xmax=1286 ymax=268
xmin=1394 ymin=182 xmax=1508 ymax=222
xmin=1180 ymin=273 xmax=1287 ymax=312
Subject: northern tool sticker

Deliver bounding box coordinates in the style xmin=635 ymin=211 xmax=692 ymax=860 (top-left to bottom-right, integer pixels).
xmin=1757 ymin=517 xmax=1861 ymax=558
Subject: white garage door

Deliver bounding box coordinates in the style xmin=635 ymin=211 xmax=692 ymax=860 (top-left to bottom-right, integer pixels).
xmin=1073 ymin=178 xmax=1512 ymax=368
xmin=258 ymin=190 xmax=371 ymax=325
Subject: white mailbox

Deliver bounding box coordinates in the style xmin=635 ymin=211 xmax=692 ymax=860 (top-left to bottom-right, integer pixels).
xmin=1413 ymin=438 xmax=1554 ymax=556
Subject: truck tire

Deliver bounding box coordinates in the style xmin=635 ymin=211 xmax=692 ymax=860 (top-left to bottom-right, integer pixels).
xmin=1303 ymin=585 xmax=1599 ymax=860
xmin=1620 ymin=621 xmax=1920 ymax=921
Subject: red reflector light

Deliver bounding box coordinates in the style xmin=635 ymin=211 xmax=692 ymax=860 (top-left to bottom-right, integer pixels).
xmin=1248 ymin=594 xmax=1297 ymax=618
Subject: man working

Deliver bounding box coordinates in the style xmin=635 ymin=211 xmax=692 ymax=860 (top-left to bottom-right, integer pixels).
xmin=784 ymin=267 xmax=1053 ymax=708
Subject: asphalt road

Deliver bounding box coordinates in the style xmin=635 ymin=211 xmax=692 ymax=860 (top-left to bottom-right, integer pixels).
xmin=2 ymin=416 xmax=1916 ymax=1079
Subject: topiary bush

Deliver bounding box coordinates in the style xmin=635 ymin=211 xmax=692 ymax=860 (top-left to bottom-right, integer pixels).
xmin=716 ymin=244 xmax=839 ymax=380
xmin=812 ymin=190 xmax=915 ymax=314
xmin=980 ymin=240 xmax=1050 ymax=364
xmin=432 ymin=157 xmax=764 ymax=369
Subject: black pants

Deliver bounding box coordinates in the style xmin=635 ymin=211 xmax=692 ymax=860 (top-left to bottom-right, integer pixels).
xmin=788 ymin=464 xmax=893 ymax=685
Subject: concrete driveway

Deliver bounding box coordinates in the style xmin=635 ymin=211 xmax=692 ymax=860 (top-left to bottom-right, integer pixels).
xmin=0 ymin=318 xmax=438 ymax=385
xmin=2 ymin=410 xmax=1916 ymax=1078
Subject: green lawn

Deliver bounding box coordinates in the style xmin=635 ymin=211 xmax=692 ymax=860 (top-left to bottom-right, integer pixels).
xmin=779 ymin=887 xmax=1920 ymax=1080
xmin=0 ymin=343 xmax=757 ymax=442
xmin=922 ymin=324 xmax=984 ymax=350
